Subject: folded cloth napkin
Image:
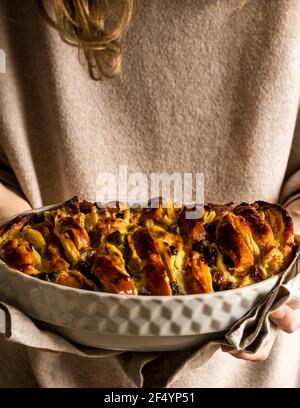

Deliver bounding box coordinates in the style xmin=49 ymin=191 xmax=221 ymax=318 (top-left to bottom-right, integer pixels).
xmin=0 ymin=250 xmax=299 ymax=388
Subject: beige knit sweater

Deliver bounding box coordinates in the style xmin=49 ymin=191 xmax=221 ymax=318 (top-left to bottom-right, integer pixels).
xmin=0 ymin=0 xmax=300 ymax=387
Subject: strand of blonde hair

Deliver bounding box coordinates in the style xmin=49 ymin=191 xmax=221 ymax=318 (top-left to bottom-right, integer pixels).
xmin=39 ymin=0 xmax=134 ymax=80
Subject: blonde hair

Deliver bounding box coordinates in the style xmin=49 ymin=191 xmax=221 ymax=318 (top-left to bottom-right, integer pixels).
xmin=39 ymin=0 xmax=134 ymax=80
xmin=40 ymin=0 xmax=248 ymax=81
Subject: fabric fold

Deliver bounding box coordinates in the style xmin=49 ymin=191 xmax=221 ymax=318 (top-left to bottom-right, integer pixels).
xmin=0 ymin=250 xmax=299 ymax=387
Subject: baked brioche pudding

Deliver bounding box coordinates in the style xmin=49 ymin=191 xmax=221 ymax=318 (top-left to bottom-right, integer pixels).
xmin=0 ymin=197 xmax=297 ymax=296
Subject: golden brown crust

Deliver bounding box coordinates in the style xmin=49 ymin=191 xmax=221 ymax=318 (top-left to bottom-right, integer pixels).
xmin=178 ymin=207 xmax=206 ymax=244
xmin=184 ymin=252 xmax=213 ymax=294
xmin=0 ymin=197 xmax=296 ymax=295
xmin=46 ymin=240 xmax=70 ymax=272
xmin=53 ymin=269 xmax=99 ymax=290
xmin=254 ymin=201 xmax=296 ymax=267
xmin=92 ymin=255 xmax=137 ymax=295
xmin=233 ymin=204 xmax=274 ymax=247
xmin=216 ymin=213 xmax=255 ymax=276
xmin=0 ymin=238 xmax=42 ymax=275
xmin=0 ymin=214 xmax=34 ymax=246
xmin=143 ymin=255 xmax=173 ymax=296
xmin=132 ymin=228 xmax=172 ymax=295
xmin=254 ymin=201 xmax=294 ymax=243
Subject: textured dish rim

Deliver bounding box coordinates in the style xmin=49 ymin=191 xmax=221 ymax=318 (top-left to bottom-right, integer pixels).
xmin=0 ymin=259 xmax=281 ymax=300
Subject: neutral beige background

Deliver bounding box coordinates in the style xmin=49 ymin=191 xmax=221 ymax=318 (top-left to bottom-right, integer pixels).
xmin=0 ymin=0 xmax=300 ymax=387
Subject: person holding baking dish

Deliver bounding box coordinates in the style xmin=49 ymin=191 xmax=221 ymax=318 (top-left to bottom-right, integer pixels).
xmin=0 ymin=0 xmax=300 ymax=388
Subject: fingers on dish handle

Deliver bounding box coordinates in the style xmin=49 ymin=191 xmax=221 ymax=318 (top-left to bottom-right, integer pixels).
xmin=270 ymin=305 xmax=300 ymax=333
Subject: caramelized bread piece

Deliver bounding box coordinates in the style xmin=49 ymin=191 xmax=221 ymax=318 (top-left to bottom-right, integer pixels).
xmin=141 ymin=197 xmax=177 ymax=228
xmin=254 ymin=201 xmax=296 ymax=253
xmin=56 ymin=217 xmax=90 ymax=264
xmin=22 ymin=226 xmax=46 ymax=253
xmin=178 ymin=207 xmax=206 ymax=245
xmin=233 ymin=204 xmax=275 ymax=248
xmin=132 ymin=228 xmax=173 ymax=295
xmin=0 ymin=214 xmax=33 ymax=246
xmin=53 ymin=269 xmax=99 ymax=290
xmin=31 ymin=222 xmax=53 ymax=241
xmin=143 ymin=255 xmax=173 ymax=296
xmin=150 ymin=226 xmax=186 ymax=292
xmin=185 ymin=251 xmax=213 ymax=294
xmin=46 ymin=240 xmax=70 ymax=272
xmin=216 ymin=213 xmax=254 ymax=276
xmin=59 ymin=217 xmax=90 ymax=251
xmin=0 ymin=238 xmax=42 ymax=275
xmin=62 ymin=196 xmax=81 ymax=214
xmin=205 ymin=202 xmax=235 ymax=213
xmin=92 ymin=255 xmax=137 ymax=295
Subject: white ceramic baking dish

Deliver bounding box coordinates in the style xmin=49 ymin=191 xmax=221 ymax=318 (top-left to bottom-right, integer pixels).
xmin=0 ymin=204 xmax=294 ymax=352
xmin=0 ymin=260 xmax=280 ymax=351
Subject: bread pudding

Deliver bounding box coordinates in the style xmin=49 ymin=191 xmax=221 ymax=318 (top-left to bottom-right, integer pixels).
xmin=0 ymin=197 xmax=296 ymax=295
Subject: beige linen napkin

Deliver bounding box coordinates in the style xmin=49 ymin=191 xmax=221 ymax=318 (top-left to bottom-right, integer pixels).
xmin=0 ymin=249 xmax=299 ymax=388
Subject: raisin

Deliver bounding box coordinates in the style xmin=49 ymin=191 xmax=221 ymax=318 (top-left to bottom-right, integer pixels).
xmin=77 ymin=261 xmax=91 ymax=275
xmin=204 ymin=223 xmax=216 ymax=234
xmin=123 ymin=238 xmax=132 ymax=263
xmin=170 ymin=281 xmax=181 ymax=295
xmin=170 ymin=245 xmax=177 ymax=255
xmin=132 ymin=229 xmax=155 ymax=258
xmin=33 ymin=213 xmax=44 ymax=224
xmin=116 ymin=212 xmax=124 ymax=219
xmin=64 ymin=196 xmax=80 ymax=213
xmin=39 ymin=273 xmax=51 ymax=282
xmin=203 ymin=246 xmax=218 ymax=266
xmin=211 ymin=270 xmax=226 ymax=292
xmin=107 ymin=230 xmax=123 ymax=246
xmin=223 ymin=281 xmax=236 ymax=290
xmin=223 ymin=254 xmax=235 ymax=268
xmin=80 ymin=200 xmax=94 ymax=214
xmin=192 ymin=241 xmax=203 ymax=253
xmin=191 ymin=242 xmax=198 ymax=252
xmin=192 ymin=239 xmax=209 ymax=253
xmin=250 ymin=266 xmax=265 ymax=282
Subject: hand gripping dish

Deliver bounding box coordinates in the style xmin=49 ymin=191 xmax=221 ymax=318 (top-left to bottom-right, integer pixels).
xmin=0 ymin=197 xmax=297 ymax=351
